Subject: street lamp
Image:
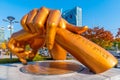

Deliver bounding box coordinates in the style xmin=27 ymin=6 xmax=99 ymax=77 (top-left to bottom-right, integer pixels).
xmin=3 ymin=16 xmax=19 ymax=59
xmin=3 ymin=16 xmax=19 ymax=36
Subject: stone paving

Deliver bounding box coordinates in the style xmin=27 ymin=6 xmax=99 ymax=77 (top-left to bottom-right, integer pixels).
xmin=0 ymin=60 xmax=120 ymax=80
xmin=0 ymin=55 xmax=17 ymax=59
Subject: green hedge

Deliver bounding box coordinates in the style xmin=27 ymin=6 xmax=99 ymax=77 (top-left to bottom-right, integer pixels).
xmin=0 ymin=54 xmax=52 ymax=64
xmin=33 ymin=54 xmax=52 ymax=61
xmin=0 ymin=54 xmax=73 ymax=64
xmin=0 ymin=58 xmax=20 ymax=64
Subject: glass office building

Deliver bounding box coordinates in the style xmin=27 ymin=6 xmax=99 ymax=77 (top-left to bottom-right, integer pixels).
xmin=62 ymin=6 xmax=82 ymax=26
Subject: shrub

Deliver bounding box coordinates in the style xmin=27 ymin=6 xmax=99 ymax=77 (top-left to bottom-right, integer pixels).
xmin=0 ymin=58 xmax=20 ymax=64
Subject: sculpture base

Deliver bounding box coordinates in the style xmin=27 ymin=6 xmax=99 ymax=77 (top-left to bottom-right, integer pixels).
xmin=20 ymin=61 xmax=83 ymax=75
xmin=1 ymin=60 xmax=120 ymax=80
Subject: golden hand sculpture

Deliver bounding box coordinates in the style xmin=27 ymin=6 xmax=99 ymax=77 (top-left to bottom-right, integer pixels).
xmin=8 ymin=7 xmax=87 ymax=64
xmin=7 ymin=7 xmax=118 ymax=73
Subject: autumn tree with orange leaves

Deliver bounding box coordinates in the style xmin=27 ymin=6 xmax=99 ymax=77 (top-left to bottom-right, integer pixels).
xmin=81 ymin=27 xmax=114 ymax=49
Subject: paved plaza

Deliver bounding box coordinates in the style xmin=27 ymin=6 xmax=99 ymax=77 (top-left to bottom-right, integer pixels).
xmin=0 ymin=60 xmax=120 ymax=80
xmin=0 ymin=55 xmax=17 ymax=59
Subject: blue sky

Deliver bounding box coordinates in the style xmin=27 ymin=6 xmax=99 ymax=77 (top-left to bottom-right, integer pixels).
xmin=0 ymin=0 xmax=120 ymax=39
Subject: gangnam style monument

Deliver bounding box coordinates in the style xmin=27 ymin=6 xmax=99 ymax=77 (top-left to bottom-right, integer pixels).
xmin=6 ymin=7 xmax=120 ymax=80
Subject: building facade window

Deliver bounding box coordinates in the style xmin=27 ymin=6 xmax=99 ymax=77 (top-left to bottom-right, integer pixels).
xmin=62 ymin=6 xmax=82 ymax=26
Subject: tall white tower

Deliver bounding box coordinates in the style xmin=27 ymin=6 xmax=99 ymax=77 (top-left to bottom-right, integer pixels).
xmin=0 ymin=27 xmax=5 ymax=42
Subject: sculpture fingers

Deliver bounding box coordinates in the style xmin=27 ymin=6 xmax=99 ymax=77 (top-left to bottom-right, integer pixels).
xmin=66 ymin=24 xmax=88 ymax=34
xmin=29 ymin=37 xmax=45 ymax=49
xmin=20 ymin=14 xmax=30 ymax=33
xmin=28 ymin=50 xmax=38 ymax=60
xmin=21 ymin=9 xmax=40 ymax=33
xmin=7 ymin=37 xmax=28 ymax=65
xmin=33 ymin=7 xmax=50 ymax=33
xmin=16 ymin=51 xmax=29 ymax=65
xmin=27 ymin=36 xmax=45 ymax=60
xmin=21 ymin=7 xmax=50 ymax=34
xmin=46 ymin=10 xmax=61 ymax=50
xmin=59 ymin=18 xmax=88 ymax=34
xmin=7 ymin=38 xmax=24 ymax=53
xmin=33 ymin=7 xmax=88 ymax=35
xmin=13 ymin=29 xmax=39 ymax=41
xmin=21 ymin=7 xmax=88 ymax=35
xmin=7 ymin=30 xmax=41 ymax=64
xmin=26 ymin=9 xmax=38 ymax=33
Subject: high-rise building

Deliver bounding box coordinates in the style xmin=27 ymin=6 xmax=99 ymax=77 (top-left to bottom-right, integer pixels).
xmin=62 ymin=6 xmax=82 ymax=26
xmin=0 ymin=27 xmax=5 ymax=42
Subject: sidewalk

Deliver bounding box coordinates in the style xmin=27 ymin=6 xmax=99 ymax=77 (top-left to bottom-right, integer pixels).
xmin=0 ymin=60 xmax=120 ymax=80
xmin=0 ymin=55 xmax=17 ymax=59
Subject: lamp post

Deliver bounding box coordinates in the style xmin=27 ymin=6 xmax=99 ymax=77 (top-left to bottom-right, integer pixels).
xmin=3 ymin=16 xmax=19 ymax=59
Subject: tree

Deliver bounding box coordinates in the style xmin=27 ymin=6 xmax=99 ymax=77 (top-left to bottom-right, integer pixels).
xmin=115 ymin=28 xmax=120 ymax=38
xmin=1 ymin=42 xmax=7 ymax=50
xmin=81 ymin=27 xmax=114 ymax=49
xmin=113 ymin=28 xmax=120 ymax=49
xmin=114 ymin=28 xmax=120 ymax=42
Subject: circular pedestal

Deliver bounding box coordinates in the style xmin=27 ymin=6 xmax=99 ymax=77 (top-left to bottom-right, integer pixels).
xmin=20 ymin=61 xmax=83 ymax=75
